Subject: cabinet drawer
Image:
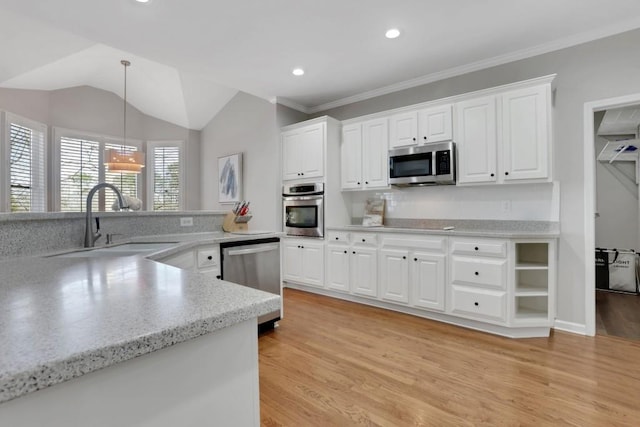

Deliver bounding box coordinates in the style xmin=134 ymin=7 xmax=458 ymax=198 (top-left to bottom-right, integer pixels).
xmin=451 ymin=256 xmax=507 ymax=289
xmin=450 ymin=238 xmax=507 ymax=257
xmin=351 ymin=233 xmax=377 ymax=246
xmin=327 ymin=230 xmax=350 ymax=243
xmin=381 ymin=234 xmax=446 ymax=252
xmin=197 ymin=246 xmax=220 ymax=269
xmin=450 ymin=285 xmax=507 ymax=323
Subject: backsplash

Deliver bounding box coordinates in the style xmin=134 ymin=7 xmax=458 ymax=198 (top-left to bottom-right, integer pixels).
xmin=347 ymin=182 xmax=559 ymax=223
xmin=0 ymin=211 xmax=225 ymax=259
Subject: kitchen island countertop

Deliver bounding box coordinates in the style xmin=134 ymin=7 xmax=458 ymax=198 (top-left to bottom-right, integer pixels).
xmin=0 ymin=232 xmax=282 ymax=404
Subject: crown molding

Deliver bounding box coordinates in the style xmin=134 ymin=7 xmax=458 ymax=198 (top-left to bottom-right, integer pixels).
xmin=271 ymin=96 xmax=310 ymax=114
xmin=307 ymin=16 xmax=640 ymax=114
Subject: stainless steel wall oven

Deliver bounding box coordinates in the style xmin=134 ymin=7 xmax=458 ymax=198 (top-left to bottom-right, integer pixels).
xmin=282 ymin=182 xmax=324 ymax=238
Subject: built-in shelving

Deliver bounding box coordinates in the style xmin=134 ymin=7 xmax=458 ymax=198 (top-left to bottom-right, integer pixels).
xmin=513 ymin=242 xmax=551 ymax=322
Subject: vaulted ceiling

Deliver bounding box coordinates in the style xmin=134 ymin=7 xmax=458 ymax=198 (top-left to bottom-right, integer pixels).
xmin=2 ymin=0 xmax=640 ymax=130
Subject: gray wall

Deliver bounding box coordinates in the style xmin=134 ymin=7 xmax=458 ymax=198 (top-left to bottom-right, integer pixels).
xmin=0 ymin=85 xmax=201 ymax=210
xmin=314 ymin=28 xmax=640 ymax=327
xmin=200 ymin=92 xmax=280 ymax=230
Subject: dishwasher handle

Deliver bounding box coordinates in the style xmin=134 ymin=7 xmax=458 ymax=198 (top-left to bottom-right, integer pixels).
xmin=226 ymin=244 xmax=279 ymax=256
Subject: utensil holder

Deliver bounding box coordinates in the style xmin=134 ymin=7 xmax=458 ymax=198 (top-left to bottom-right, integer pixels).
xmin=222 ymin=211 xmax=252 ymax=232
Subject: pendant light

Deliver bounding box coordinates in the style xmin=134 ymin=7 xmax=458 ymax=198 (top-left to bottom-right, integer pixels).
xmin=105 ymin=59 xmax=145 ymax=173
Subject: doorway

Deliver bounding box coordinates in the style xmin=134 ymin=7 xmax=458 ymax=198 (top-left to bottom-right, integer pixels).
xmin=584 ymin=94 xmax=640 ymax=338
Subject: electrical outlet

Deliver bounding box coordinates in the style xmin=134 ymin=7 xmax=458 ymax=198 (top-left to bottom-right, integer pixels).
xmin=501 ymin=200 xmax=511 ymax=213
xmin=180 ymin=217 xmax=193 ymax=227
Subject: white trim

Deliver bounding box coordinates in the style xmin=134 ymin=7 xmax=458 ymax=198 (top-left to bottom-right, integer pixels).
xmin=271 ymin=97 xmax=310 ymax=114
xmin=300 ymin=16 xmax=640 ymax=114
xmin=583 ymin=92 xmax=640 ymax=337
xmin=0 ymin=112 xmax=7 ymax=212
xmin=553 ymin=320 xmax=587 ymax=336
xmin=146 ymin=140 xmax=185 ymax=211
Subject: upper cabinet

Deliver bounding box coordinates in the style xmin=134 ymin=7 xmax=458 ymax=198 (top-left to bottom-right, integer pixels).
xmin=282 ymin=122 xmax=325 ymax=181
xmin=341 ymin=118 xmax=389 ymax=191
xmin=456 ymin=81 xmax=552 ymax=185
xmin=389 ymin=104 xmax=453 ymax=149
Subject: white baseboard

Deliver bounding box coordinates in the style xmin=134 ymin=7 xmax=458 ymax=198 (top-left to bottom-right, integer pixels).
xmin=554 ymin=320 xmax=588 ymax=336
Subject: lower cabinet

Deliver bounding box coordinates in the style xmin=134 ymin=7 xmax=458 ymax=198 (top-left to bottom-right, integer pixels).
xmin=351 ymin=246 xmax=378 ymax=298
xmin=410 ymin=252 xmax=446 ymax=311
xmin=282 ymin=238 xmax=324 ymax=287
xmin=379 ymin=248 xmax=410 ymax=303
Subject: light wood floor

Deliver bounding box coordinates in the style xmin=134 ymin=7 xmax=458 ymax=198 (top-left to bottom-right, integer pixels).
xmin=259 ymin=288 xmax=640 ymax=426
xmin=596 ymin=290 xmax=640 ymax=340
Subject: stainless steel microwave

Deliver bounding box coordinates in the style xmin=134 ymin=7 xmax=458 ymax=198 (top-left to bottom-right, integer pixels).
xmin=389 ymin=141 xmax=456 ymax=186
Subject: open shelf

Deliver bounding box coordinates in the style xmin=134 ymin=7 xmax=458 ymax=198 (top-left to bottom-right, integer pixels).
xmin=514 ymin=243 xmax=551 ymax=323
xmin=514 ymin=296 xmax=549 ymax=320
xmin=515 ymin=261 xmax=549 ymax=270
xmin=515 ymin=283 xmax=549 ymax=297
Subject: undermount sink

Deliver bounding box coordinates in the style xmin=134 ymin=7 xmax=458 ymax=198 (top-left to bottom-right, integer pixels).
xmin=50 ymin=242 xmax=177 ymax=258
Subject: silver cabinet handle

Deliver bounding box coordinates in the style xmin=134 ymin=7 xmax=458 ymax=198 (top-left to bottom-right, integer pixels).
xmin=227 ymin=244 xmax=279 ymax=256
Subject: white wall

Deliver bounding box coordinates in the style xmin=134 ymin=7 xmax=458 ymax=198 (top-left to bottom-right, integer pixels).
xmin=594 ymin=113 xmax=639 ymax=251
xmin=348 ymin=183 xmax=558 ymax=222
xmin=314 ymin=28 xmax=640 ymax=327
xmin=200 ymin=92 xmax=279 ymax=230
xmin=0 ymin=85 xmax=202 ymax=210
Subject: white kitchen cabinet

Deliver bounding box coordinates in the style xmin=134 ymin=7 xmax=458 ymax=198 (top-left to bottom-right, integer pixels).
xmin=390 ymin=104 xmax=453 ymax=149
xmin=282 ymin=238 xmax=324 ymax=287
xmin=282 ymin=122 xmax=324 ymax=181
xmin=411 ymin=252 xmax=446 ymax=311
xmin=455 ymin=82 xmax=552 ymax=185
xmin=326 ymin=243 xmax=350 ymax=293
xmin=351 ymin=246 xmax=378 ymax=298
xmin=341 ymin=118 xmax=389 ymax=190
xmin=501 ymin=85 xmax=550 ymax=181
xmin=379 ymin=248 xmax=410 ymax=304
xmin=455 ymin=96 xmax=498 ymax=184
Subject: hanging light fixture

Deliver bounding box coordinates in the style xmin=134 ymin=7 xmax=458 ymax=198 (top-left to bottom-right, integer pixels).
xmin=105 ymin=59 xmax=145 ymax=173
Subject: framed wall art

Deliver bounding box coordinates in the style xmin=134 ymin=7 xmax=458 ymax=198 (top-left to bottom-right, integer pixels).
xmin=218 ymin=153 xmax=243 ymax=204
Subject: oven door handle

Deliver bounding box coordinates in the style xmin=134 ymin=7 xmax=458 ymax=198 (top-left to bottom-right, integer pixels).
xmin=283 ymin=195 xmax=323 ymax=201
xmin=227 ymin=244 xmax=280 ymax=256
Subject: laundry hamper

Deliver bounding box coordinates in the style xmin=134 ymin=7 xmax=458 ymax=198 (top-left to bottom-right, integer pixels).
xmin=595 ymin=248 xmax=639 ymax=294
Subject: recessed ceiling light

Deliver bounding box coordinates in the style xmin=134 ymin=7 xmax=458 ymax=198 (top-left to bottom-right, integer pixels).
xmin=385 ymin=28 xmax=401 ymax=39
xmin=292 ymin=68 xmax=305 ymax=76
xmin=135 ymin=0 xmax=151 ymax=3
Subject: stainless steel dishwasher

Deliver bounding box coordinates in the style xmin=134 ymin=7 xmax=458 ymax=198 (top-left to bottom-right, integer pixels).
xmin=220 ymin=237 xmax=281 ymax=330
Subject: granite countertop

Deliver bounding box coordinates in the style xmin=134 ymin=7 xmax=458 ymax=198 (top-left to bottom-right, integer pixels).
xmin=328 ymin=219 xmax=560 ymax=238
xmin=0 ymin=232 xmax=283 ymax=404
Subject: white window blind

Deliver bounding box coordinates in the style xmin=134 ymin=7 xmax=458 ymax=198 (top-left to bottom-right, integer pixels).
xmin=104 ymin=142 xmax=139 ymax=210
xmin=150 ymin=145 xmax=182 ymax=211
xmin=58 ymin=136 xmax=140 ymax=212
xmin=8 ymin=119 xmax=46 ymax=212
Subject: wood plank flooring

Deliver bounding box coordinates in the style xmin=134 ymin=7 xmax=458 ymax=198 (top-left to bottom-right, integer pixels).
xmin=259 ymin=288 xmax=640 ymax=426
xmin=596 ymin=290 xmax=640 ymax=340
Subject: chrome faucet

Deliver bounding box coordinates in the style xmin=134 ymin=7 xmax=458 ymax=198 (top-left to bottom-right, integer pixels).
xmin=84 ymin=183 xmax=129 ymax=248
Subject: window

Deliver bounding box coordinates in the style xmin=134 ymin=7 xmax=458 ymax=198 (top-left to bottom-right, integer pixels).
xmin=2 ymin=113 xmax=47 ymax=212
xmin=54 ymin=129 xmax=142 ymax=212
xmin=147 ymin=141 xmax=184 ymax=211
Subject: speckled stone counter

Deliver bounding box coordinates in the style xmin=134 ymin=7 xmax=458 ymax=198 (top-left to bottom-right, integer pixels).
xmin=331 ymin=219 xmax=559 ymax=238
xmin=0 ymin=232 xmax=282 ymax=404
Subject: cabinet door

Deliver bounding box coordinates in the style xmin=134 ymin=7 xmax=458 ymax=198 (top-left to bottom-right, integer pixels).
xmin=351 ymin=247 xmax=378 ymax=298
xmin=301 ymin=241 xmax=324 ymax=287
xmin=362 ymin=118 xmax=389 ymax=189
xmin=282 ymin=240 xmax=303 ymax=281
xmin=418 ymin=104 xmax=452 ymax=143
xmin=411 ymin=252 xmax=446 ymax=311
xmin=282 ymin=130 xmax=303 ymax=181
xmin=389 ymin=111 xmax=418 ymax=149
xmin=501 ymin=86 xmax=549 ymax=181
xmin=341 ymin=123 xmax=363 ymax=190
xmin=326 ymin=244 xmax=350 ymax=293
xmin=379 ymin=248 xmax=409 ymax=304
xmin=455 ymin=96 xmax=497 ymax=184
xmin=300 ymin=123 xmax=325 ymax=179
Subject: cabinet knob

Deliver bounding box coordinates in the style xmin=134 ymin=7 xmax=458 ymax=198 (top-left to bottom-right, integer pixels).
xmin=335 ymin=237 xmax=339 ymax=240
xmin=301 ymin=246 xmax=304 ymax=249
xmin=207 ymin=255 xmax=213 ymax=260
xmin=365 ymin=181 xmax=369 ymax=184
xmin=475 ymin=271 xmax=479 ymax=276
xmin=297 ymin=173 xmax=301 ymax=176
xmin=412 ymin=137 xmax=416 ymax=141
xmin=344 ymin=250 xmax=347 ymax=254
xmin=505 ymin=172 xmax=509 ymax=176
xmin=414 ymin=258 xmax=418 ymax=261
xmin=490 ymin=173 xmax=495 ymax=177
xmin=423 ymin=136 xmax=427 ymax=140
xmin=362 ymin=239 xmax=366 ymax=242
xmin=352 ymin=251 xmax=356 ymax=254
xmin=402 ymin=256 xmax=406 ymax=260
xmin=474 ymin=247 xmax=479 ymax=251
xmin=216 ymin=275 xmax=221 ymax=279
xmin=474 ymin=302 xmax=479 ymax=306
xmin=297 ymin=245 xmax=301 ymax=248
xmin=357 ymin=182 xmax=360 ymax=185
